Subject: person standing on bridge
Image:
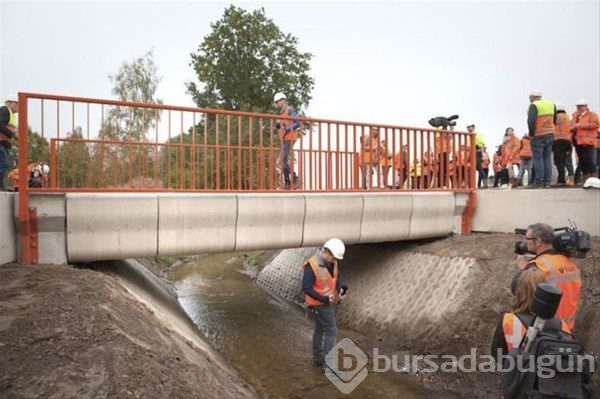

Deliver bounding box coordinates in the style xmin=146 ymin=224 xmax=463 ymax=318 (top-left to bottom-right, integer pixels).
xmin=570 ymin=99 xmax=599 ymax=185
xmin=0 ymin=94 xmax=18 ymax=190
xmin=552 ymin=102 xmax=575 ymax=187
xmin=527 ymin=91 xmax=556 ymax=189
xmin=274 ymin=92 xmax=301 ymax=190
xmin=302 ymin=238 xmax=347 ymax=368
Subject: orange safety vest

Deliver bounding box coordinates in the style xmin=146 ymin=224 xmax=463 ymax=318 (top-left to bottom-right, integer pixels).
xmin=303 ymin=255 xmax=338 ymax=307
xmin=503 ymin=136 xmax=521 ymax=164
xmin=530 ymin=253 xmax=581 ymax=331
xmin=502 ymin=313 xmax=570 ymax=351
xmin=554 ymin=112 xmax=572 ymax=143
xmin=572 ymin=110 xmax=600 ymax=146
xmin=532 ymin=100 xmax=556 ymax=137
xmin=456 ymin=145 xmax=471 ymax=167
xmin=361 ymin=135 xmax=379 ymax=165
xmin=493 ymin=153 xmax=502 ymax=173
xmin=278 ymin=105 xmax=299 ymax=142
xmin=379 ymin=143 xmax=391 ymax=167
xmin=434 ymin=131 xmax=452 ymax=154
xmin=519 ymin=137 xmax=532 ymax=159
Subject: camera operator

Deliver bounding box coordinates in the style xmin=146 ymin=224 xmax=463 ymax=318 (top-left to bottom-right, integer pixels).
xmin=513 ymin=223 xmax=581 ymax=330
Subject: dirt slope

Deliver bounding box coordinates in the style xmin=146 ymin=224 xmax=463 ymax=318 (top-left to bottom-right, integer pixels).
xmin=0 ymin=263 xmax=256 ymax=398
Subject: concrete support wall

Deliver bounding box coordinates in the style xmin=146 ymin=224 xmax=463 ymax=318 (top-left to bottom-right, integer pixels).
xmin=0 ymin=193 xmax=16 ymax=265
xmin=472 ymin=189 xmax=600 ymax=236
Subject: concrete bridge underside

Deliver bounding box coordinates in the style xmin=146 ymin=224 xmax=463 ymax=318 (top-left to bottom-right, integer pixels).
xmin=7 ymin=192 xmax=470 ymax=264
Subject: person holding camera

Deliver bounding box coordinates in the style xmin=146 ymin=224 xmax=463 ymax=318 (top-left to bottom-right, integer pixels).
xmin=301 ymin=238 xmax=347 ymax=368
xmin=513 ymin=223 xmax=581 ymax=330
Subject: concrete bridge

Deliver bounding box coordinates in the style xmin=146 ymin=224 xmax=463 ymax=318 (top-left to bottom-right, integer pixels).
xmin=2 ymin=191 xmax=472 ymax=264
xmin=2 ymin=93 xmax=598 ymax=266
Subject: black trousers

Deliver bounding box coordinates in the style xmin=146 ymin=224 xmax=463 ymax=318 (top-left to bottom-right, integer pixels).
xmin=552 ymin=140 xmax=572 ymax=184
xmin=576 ymin=145 xmax=597 ymax=175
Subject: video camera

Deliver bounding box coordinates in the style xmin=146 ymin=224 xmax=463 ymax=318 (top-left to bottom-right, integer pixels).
xmin=514 ymin=221 xmax=591 ymax=258
xmin=428 ymin=115 xmax=459 ymax=130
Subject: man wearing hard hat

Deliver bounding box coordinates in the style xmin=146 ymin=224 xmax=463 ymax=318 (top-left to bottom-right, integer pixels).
xmin=570 ymin=99 xmax=599 ymax=184
xmin=0 ymin=94 xmax=19 ymax=190
xmin=527 ymin=90 xmax=556 ymax=189
xmin=301 ymin=238 xmax=348 ymax=368
xmin=273 ymin=92 xmax=301 ymax=189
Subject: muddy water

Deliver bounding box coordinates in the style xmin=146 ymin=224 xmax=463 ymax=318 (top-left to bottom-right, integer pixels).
xmin=169 ymin=253 xmax=454 ymax=399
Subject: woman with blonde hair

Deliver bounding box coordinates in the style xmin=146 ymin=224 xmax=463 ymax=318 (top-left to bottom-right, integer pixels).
xmin=490 ymin=268 xmax=570 ymax=362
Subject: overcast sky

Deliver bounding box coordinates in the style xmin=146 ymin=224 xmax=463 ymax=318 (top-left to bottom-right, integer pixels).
xmin=1 ymin=1 xmax=599 ymax=150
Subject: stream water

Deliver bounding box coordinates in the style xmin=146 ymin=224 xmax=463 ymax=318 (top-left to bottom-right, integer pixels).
xmin=169 ymin=253 xmax=451 ymax=398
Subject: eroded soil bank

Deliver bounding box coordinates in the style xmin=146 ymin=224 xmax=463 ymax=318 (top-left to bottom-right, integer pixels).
xmin=0 ymin=262 xmax=256 ymax=398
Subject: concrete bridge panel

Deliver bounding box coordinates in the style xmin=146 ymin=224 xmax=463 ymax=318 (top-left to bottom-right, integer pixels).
xmin=67 ymin=194 xmax=158 ymax=261
xmin=1 ymin=193 xmax=16 ymax=265
xmin=235 ymin=194 xmax=305 ymax=251
xmin=302 ymin=194 xmax=363 ymax=247
xmin=359 ymin=193 xmax=412 ymax=242
xmin=158 ymin=194 xmax=237 ymax=255
xmin=409 ymin=192 xmax=455 ymax=239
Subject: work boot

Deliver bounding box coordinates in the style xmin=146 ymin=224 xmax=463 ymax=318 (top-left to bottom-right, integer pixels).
xmin=526 ymin=182 xmax=541 ymax=189
xmin=509 ymin=177 xmax=518 ymax=189
xmin=566 ymin=175 xmax=575 ymax=187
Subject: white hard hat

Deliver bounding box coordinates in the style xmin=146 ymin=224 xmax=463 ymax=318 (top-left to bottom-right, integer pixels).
xmin=42 ymin=164 xmax=50 ymax=175
xmin=576 ymin=98 xmax=588 ymax=106
xmin=529 ymin=90 xmax=542 ymax=97
xmin=273 ymin=92 xmax=286 ymax=103
xmin=5 ymin=93 xmax=18 ymax=103
xmin=555 ymin=102 xmax=566 ymax=111
xmin=466 ymin=122 xmax=475 ymax=127
xmin=324 ymin=238 xmax=346 ymax=260
xmin=583 ymin=177 xmax=600 ymax=189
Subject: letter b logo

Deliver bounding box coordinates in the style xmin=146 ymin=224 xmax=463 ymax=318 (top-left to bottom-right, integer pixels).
xmin=325 ymin=338 xmax=368 ymax=394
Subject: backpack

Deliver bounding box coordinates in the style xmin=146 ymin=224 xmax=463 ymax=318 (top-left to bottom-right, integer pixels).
xmin=501 ymin=315 xmax=595 ymax=399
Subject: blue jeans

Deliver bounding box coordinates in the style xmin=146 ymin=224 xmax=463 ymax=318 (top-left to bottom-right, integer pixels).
xmin=517 ymin=158 xmax=533 ymax=184
xmin=312 ymin=303 xmax=337 ymax=365
xmin=0 ymin=145 xmax=10 ymax=189
xmin=282 ymin=140 xmax=297 ymax=184
xmin=531 ymin=134 xmax=554 ymax=185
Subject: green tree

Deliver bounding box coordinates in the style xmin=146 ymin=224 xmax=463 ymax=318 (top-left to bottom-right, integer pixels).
xmin=9 ymin=128 xmax=50 ymax=169
xmin=186 ymin=5 xmax=314 ymax=112
xmin=103 ymin=50 xmax=162 ymax=141
xmin=57 ymin=127 xmax=91 ymax=188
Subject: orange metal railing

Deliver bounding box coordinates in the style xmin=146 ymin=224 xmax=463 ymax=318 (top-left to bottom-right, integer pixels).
xmin=15 ymin=92 xmax=477 ymax=264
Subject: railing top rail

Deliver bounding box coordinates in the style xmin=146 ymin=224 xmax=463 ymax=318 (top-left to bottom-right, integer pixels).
xmin=19 ymin=92 xmax=474 ymax=136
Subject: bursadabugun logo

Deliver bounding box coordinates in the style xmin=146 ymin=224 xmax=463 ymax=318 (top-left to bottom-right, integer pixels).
xmin=325 ymin=338 xmax=369 ymax=394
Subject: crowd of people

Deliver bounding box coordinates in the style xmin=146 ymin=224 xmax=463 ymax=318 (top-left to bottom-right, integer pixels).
xmin=356 ymin=92 xmax=599 ymax=191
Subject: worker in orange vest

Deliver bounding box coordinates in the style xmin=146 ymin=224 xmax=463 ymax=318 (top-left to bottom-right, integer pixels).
xmin=513 ymin=223 xmax=581 ymax=331
xmin=302 ymin=238 xmax=347 ymax=368
xmin=502 ymin=128 xmax=521 ymax=188
xmin=274 ymin=92 xmax=300 ymax=190
xmin=516 ymin=135 xmax=533 ymax=186
xmin=570 ymin=99 xmax=599 ymax=184
xmin=527 ymin=91 xmax=556 ymax=188
xmin=492 ymin=146 xmax=507 ymax=188
xmin=360 ymin=127 xmax=380 ymax=189
xmin=552 ymin=102 xmax=575 ymax=187
xmin=379 ymin=139 xmax=392 ymax=189
xmin=491 ymin=267 xmax=569 ymax=362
